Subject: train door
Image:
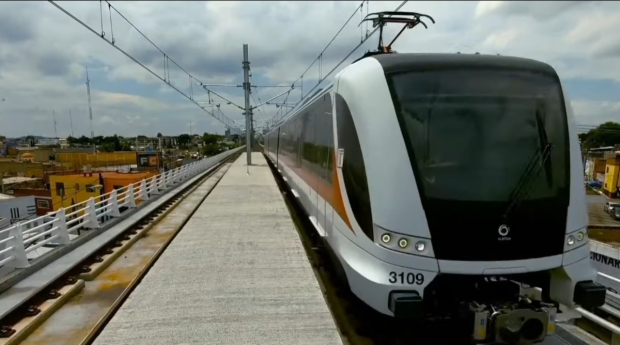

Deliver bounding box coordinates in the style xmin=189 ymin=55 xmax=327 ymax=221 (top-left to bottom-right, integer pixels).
xmin=302 ymin=110 xmax=318 ymax=221
xmin=310 ymin=108 xmax=320 ymax=232
xmin=276 ymin=127 xmax=280 ymax=168
xmin=317 ymin=93 xmax=332 ymax=236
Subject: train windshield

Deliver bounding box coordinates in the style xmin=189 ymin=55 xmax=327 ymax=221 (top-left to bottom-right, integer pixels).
xmin=386 ymin=69 xmax=569 ymax=203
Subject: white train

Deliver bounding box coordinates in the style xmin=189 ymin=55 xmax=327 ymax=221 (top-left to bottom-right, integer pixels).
xmin=264 ymin=12 xmax=606 ymax=345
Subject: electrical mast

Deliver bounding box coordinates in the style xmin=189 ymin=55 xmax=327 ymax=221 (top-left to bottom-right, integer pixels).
xmin=86 ymin=67 xmax=94 ymax=152
xmin=69 ymin=110 xmax=74 ymax=137
xmin=53 ymin=110 xmax=58 ymax=139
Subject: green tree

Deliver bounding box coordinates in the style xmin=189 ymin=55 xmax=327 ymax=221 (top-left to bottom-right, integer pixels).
xmin=202 ymin=132 xmax=223 ymax=145
xmin=100 ymin=142 xmax=115 ymax=152
xmin=178 ymin=134 xmax=191 ymax=147
xmin=579 ymin=122 xmax=620 ymax=149
xmin=202 ymin=143 xmax=222 ymax=156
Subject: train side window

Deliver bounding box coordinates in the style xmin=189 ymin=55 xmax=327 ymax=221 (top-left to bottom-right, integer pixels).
xmin=301 ymin=111 xmax=315 ymax=167
xmin=319 ymin=93 xmax=334 ymax=184
xmin=335 ymin=93 xmax=373 ymax=239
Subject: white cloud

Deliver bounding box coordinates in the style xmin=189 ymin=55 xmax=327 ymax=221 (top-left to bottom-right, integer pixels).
xmin=572 ymin=100 xmax=620 ymax=126
xmin=0 ymin=0 xmax=618 ymax=138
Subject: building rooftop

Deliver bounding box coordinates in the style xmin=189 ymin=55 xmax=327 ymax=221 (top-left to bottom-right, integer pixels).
xmin=0 ymin=193 xmax=15 ymax=200
xmin=53 ymin=148 xmax=97 ymax=154
xmin=101 ymin=171 xmax=158 ymax=179
xmin=1 ymin=177 xmax=39 ymax=184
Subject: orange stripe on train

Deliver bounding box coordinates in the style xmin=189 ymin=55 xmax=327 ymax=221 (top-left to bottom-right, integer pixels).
xmin=331 ymin=151 xmax=354 ymax=233
xmin=277 ymin=152 xmax=354 ymax=234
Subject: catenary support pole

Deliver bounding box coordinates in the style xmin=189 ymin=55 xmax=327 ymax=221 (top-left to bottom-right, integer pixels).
xmin=243 ymin=44 xmax=252 ymax=166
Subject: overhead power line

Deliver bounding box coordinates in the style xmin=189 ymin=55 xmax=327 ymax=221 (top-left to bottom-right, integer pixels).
xmin=288 ymin=1 xmax=366 ymax=98
xmin=267 ymin=0 xmax=409 ymax=127
xmin=48 ymin=0 xmax=243 ymax=131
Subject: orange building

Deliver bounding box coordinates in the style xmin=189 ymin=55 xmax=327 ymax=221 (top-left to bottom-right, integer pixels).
xmin=47 ymin=170 xmax=160 ymax=211
xmin=101 ymin=171 xmax=159 ymax=195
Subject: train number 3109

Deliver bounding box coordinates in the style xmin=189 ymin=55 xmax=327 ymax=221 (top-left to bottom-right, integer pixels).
xmin=389 ymin=272 xmax=424 ymax=285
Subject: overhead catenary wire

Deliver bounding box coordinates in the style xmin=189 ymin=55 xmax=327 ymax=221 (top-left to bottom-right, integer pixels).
xmin=272 ymin=0 xmax=409 ymax=127
xmin=287 ymin=0 xmax=366 ymax=97
xmin=248 ymin=75 xmax=268 ymax=125
xmin=48 ymin=1 xmax=242 ymax=131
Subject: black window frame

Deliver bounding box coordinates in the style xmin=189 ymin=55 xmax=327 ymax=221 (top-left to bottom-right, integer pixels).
xmin=335 ymin=92 xmax=373 ymax=239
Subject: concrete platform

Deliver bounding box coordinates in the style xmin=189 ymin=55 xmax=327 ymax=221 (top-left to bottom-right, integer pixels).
xmin=0 ymin=156 xmax=226 ymax=321
xmin=94 ymin=153 xmax=343 ymax=345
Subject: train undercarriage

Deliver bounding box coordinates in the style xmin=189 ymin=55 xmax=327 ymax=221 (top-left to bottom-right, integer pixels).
xmin=386 ymin=274 xmax=606 ymax=345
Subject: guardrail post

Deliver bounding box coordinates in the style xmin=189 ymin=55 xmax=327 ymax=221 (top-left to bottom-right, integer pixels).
xmin=84 ymin=197 xmax=100 ymax=229
xmin=108 ymin=190 xmax=122 ymax=217
xmin=126 ymin=184 xmax=137 ymax=208
xmin=7 ymin=224 xmax=29 ymax=268
xmin=177 ymin=168 xmax=183 ymax=182
xmin=161 ymin=172 xmax=168 ymax=190
xmin=54 ymin=208 xmax=71 ymax=245
xmin=140 ymin=179 xmax=149 ymax=201
xmin=151 ymin=175 xmax=161 ymax=195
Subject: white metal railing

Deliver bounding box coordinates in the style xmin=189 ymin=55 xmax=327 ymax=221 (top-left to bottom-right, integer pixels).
xmin=0 ymin=147 xmax=243 ymax=276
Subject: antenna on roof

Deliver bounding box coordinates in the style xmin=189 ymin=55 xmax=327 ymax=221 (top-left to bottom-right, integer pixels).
xmin=355 ymin=11 xmax=435 ymax=62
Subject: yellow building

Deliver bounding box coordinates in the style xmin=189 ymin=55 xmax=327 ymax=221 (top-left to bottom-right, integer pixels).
xmin=17 ymin=149 xmax=54 ymax=163
xmin=55 ymin=151 xmax=137 ymax=169
xmin=49 ymin=172 xmax=104 ymax=211
xmin=603 ymin=152 xmax=620 ymax=198
xmin=20 ymin=153 xmax=34 ymax=162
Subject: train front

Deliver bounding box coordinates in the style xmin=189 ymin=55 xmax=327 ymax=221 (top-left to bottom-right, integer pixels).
xmin=333 ymin=53 xmax=606 ymax=344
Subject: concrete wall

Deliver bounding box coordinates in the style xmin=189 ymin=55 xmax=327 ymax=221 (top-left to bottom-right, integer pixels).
xmin=55 ymin=152 xmax=137 ymax=168
xmin=0 ymin=161 xmax=73 ymax=179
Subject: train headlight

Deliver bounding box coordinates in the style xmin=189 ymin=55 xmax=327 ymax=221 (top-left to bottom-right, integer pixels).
xmin=381 ymin=234 xmax=391 ymax=243
xmin=567 ymin=235 xmax=575 ymax=246
xmin=415 ymin=241 xmax=426 ymax=252
xmin=398 ymin=238 xmax=408 ymax=248
xmin=576 ymin=231 xmax=585 ymax=241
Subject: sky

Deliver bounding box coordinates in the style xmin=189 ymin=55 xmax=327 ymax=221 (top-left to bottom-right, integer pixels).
xmin=0 ymin=1 xmax=618 ymax=138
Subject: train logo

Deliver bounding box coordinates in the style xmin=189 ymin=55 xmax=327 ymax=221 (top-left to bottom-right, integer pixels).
xmin=498 ymin=224 xmax=511 ymax=239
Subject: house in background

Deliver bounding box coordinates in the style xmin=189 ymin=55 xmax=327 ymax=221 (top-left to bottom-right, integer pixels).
xmin=48 ymin=172 xmax=103 ymax=211
xmin=12 ymin=188 xmax=53 ymax=216
xmin=0 ymin=194 xmax=36 ymax=227
xmin=0 ymin=217 xmax=8 ymax=230
xmin=603 ymin=151 xmax=620 ymax=198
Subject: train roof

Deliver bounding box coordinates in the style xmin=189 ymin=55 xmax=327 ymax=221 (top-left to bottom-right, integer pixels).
xmin=370 ymin=53 xmax=557 ymax=76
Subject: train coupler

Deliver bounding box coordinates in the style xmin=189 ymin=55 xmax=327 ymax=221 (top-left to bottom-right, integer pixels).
xmin=469 ymin=299 xmax=556 ymax=345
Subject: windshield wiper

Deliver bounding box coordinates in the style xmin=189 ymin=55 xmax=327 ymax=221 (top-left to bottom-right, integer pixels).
xmin=534 ymin=102 xmax=554 ymax=186
xmin=502 ymin=143 xmax=553 ymax=221
xmin=502 ymin=103 xmax=554 ymax=222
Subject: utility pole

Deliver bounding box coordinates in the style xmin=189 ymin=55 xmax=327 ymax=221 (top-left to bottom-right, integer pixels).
xmin=69 ymin=110 xmax=74 ymax=137
xmin=86 ymin=67 xmax=95 ymax=152
xmin=53 ymin=110 xmax=58 ymax=139
xmin=242 ymin=44 xmax=252 ymax=166
xmin=250 ymin=112 xmax=254 ymax=140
